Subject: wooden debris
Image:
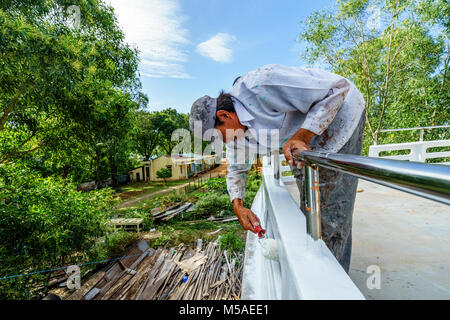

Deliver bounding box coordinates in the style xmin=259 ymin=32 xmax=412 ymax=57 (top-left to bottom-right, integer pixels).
xmin=66 ymin=271 xmax=105 ymax=300
xmin=151 ymin=203 xmax=181 ymax=217
xmin=64 ymin=239 xmax=243 ymax=300
xmin=155 ymin=203 xmax=193 ymax=222
xmin=208 ymin=228 xmax=223 ymax=235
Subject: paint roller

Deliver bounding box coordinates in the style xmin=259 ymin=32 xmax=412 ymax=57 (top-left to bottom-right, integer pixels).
xmin=255 ymin=225 xmax=279 ymax=261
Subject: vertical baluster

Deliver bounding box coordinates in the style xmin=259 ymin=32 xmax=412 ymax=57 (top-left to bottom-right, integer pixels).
xmin=304 ymin=164 xmax=322 ymax=240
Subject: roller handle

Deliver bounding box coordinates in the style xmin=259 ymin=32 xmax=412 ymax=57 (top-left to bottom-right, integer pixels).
xmin=255 ymin=225 xmax=266 ymax=238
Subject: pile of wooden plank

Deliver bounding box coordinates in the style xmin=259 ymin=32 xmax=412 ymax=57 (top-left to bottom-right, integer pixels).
xmin=152 ymin=202 xmax=193 ymax=222
xmin=65 ymin=239 xmax=243 ymax=300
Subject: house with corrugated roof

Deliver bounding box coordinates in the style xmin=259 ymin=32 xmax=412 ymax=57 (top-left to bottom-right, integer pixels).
xmin=128 ymin=154 xmax=218 ymax=182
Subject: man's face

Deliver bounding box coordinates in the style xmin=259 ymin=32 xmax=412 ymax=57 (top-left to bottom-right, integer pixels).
xmin=214 ymin=110 xmax=246 ymax=143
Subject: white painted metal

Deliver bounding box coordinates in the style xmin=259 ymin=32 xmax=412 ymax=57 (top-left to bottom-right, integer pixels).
xmin=279 ymin=153 xmax=295 ymax=183
xmin=242 ymin=156 xmax=365 ymax=300
xmin=374 ymin=125 xmax=450 ymax=145
xmin=368 ymin=139 xmax=450 ymax=164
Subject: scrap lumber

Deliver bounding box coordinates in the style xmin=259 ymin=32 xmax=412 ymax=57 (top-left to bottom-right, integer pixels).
xmin=156 ymin=203 xmax=193 ymax=222
xmin=64 ymin=239 xmax=244 ymax=301
xmin=66 ymin=271 xmax=105 ymax=300
xmin=151 ymin=203 xmax=181 ymax=218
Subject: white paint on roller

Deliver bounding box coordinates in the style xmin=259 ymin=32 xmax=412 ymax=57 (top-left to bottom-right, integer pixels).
xmin=258 ymin=238 xmax=279 ymax=261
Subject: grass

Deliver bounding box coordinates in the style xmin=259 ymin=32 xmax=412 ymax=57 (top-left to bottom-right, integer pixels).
xmin=108 ymin=170 xmax=262 ymax=254
xmin=117 ymin=179 xmax=192 ymax=199
xmin=144 ymin=220 xmax=245 ymax=250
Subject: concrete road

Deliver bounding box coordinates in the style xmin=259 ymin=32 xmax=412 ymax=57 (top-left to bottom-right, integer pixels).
xmin=285 ymin=179 xmax=450 ymax=300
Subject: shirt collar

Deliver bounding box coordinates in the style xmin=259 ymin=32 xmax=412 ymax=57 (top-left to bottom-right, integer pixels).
xmin=231 ymin=97 xmax=254 ymax=125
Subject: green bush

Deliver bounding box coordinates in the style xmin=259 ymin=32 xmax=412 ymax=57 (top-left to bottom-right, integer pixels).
xmin=193 ymin=170 xmax=261 ymax=216
xmin=156 ymin=168 xmax=172 ymax=184
xmin=195 ymin=192 xmax=233 ymax=216
xmin=98 ymin=231 xmax=141 ymax=259
xmin=204 ymin=176 xmax=227 ymax=193
xmin=0 ymin=165 xmax=114 ymax=299
xmin=219 ymin=230 xmax=245 ymax=252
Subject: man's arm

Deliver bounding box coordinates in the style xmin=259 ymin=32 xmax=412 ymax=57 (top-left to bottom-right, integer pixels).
xmin=283 ymin=80 xmax=351 ymax=167
xmin=226 ymin=143 xmax=260 ymax=234
xmin=282 ymin=128 xmax=315 ymax=168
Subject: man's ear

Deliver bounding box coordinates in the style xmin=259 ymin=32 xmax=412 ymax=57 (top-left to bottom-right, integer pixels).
xmin=216 ymin=110 xmax=229 ymax=121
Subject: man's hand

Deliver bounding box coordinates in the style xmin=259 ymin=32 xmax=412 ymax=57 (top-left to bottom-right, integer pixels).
xmin=232 ymin=198 xmax=260 ymax=234
xmin=282 ymin=128 xmax=315 ymax=169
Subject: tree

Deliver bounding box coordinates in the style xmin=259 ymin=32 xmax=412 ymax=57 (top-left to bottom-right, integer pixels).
xmin=132 ymin=110 xmax=161 ymax=160
xmin=153 ymin=109 xmax=190 ymax=155
xmin=0 ymin=163 xmax=114 ymax=299
xmin=0 ymin=0 xmax=144 ymax=182
xmin=300 ymin=0 xmax=449 ymax=153
xmin=156 ymin=167 xmax=172 ymax=184
xmin=0 ymin=0 xmax=144 ymax=298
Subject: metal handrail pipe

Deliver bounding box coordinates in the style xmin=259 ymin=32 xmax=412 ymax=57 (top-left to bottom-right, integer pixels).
xmin=304 ymin=165 xmax=322 ymax=240
xmin=296 ymin=151 xmax=450 ymax=206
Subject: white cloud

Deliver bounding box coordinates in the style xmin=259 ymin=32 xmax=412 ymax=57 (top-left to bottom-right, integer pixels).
xmin=140 ymin=60 xmax=191 ymax=79
xmin=196 ymin=33 xmax=236 ymax=63
xmin=107 ymin=0 xmax=190 ymax=79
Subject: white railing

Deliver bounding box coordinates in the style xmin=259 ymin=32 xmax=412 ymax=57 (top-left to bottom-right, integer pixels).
xmin=370 ymin=125 xmax=450 ymax=164
xmin=241 ymin=155 xmax=365 ymax=300
xmin=369 ymin=140 xmax=450 ymax=164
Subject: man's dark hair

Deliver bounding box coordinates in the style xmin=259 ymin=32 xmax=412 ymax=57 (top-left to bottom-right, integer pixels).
xmin=215 ymin=90 xmax=235 ymax=127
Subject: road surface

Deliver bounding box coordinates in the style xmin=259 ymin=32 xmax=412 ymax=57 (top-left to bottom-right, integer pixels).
xmin=285 ymin=179 xmax=450 ymax=300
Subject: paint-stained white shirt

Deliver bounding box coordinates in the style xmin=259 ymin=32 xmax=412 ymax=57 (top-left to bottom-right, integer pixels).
xmin=226 ymin=64 xmax=365 ymax=202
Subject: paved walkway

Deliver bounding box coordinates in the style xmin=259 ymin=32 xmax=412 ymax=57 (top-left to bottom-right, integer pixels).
xmin=285 ymin=179 xmax=450 ymax=300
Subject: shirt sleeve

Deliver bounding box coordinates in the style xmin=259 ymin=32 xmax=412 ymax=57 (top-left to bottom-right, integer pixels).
xmin=225 ymin=140 xmax=255 ymax=202
xmin=232 ymin=65 xmax=351 ymax=136
xmin=301 ymin=82 xmax=350 ymax=135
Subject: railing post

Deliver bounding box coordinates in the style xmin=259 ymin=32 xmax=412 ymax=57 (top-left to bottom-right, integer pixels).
xmin=304 ymin=164 xmax=322 ymax=240
xmin=273 ymin=150 xmax=280 ymax=182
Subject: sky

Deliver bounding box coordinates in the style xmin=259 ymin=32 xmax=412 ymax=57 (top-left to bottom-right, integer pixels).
xmin=107 ymin=0 xmax=334 ymax=114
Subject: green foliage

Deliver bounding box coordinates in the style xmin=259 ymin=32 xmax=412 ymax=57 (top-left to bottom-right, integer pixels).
xmin=157 ymin=192 xmax=186 ymax=208
xmin=131 ymin=110 xmax=161 ymax=160
xmin=0 ymin=0 xmax=145 ymax=184
xmin=156 ymin=168 xmax=172 ymax=183
xmin=219 ymin=230 xmax=245 ymax=252
xmin=152 ymin=109 xmax=190 ymax=155
xmin=197 ymin=171 xmax=261 ymax=214
xmin=243 ymin=171 xmax=262 ymax=208
xmin=195 ymin=192 xmax=234 ymax=216
xmin=130 ymin=108 xmax=190 ymax=160
xmin=204 ymin=176 xmax=228 ymax=193
xmin=153 ymin=233 xmax=172 ymax=247
xmin=0 ymin=164 xmax=114 ymax=299
xmin=300 ymin=0 xmax=449 ymax=153
xmin=0 ymin=1 xmax=194 ymax=300
xmin=98 ymin=231 xmax=141 ymax=259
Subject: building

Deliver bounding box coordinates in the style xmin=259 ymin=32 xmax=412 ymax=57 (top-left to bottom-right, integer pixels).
xmin=128 ymin=154 xmax=218 ymax=182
